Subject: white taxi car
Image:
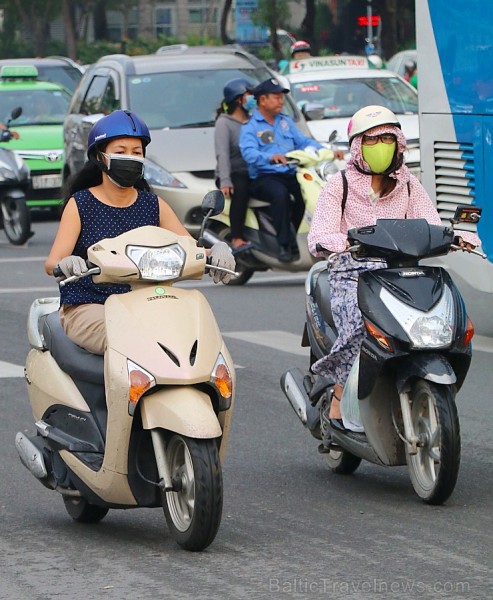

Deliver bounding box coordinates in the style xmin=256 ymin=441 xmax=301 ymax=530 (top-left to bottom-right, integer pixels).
xmin=285 ymin=55 xmax=421 ymax=177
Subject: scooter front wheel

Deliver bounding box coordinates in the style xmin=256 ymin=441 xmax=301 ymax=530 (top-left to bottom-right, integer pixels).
xmin=162 ymin=434 xmax=223 ymax=552
xmin=63 ymin=496 xmax=109 ymax=523
xmin=1 ymin=196 xmax=32 ymax=245
xmin=406 ymin=380 xmax=460 ymax=505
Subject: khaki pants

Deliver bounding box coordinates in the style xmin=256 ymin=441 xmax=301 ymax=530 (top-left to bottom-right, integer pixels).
xmin=59 ymin=303 xmax=106 ymax=355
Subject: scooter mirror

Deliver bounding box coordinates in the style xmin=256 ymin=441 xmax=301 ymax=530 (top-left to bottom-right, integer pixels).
xmin=11 ymin=106 xmax=22 ymax=121
xmin=260 ymin=130 xmax=274 ymax=144
xmin=201 ymin=189 xmax=225 ymax=217
xmin=328 ymin=129 xmax=338 ymax=143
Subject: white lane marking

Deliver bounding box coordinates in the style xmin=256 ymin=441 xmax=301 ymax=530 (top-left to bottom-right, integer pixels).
xmin=0 ymin=361 xmax=24 ymax=378
xmin=223 ymin=330 xmax=309 ymax=356
xmin=0 ymin=256 xmax=46 ymax=263
xmin=0 ymin=287 xmax=57 ymax=294
xmin=2 ymin=332 xmax=492 ymax=379
xmin=471 ymin=335 xmax=493 ymax=354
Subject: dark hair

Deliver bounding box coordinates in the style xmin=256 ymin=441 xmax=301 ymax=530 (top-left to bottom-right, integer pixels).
xmin=379 ymin=151 xmax=403 ymax=196
xmin=215 ymin=97 xmax=248 ymax=121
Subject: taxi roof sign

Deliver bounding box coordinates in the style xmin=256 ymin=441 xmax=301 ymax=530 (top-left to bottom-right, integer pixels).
xmin=0 ymin=65 xmax=39 ymax=79
xmin=290 ymin=55 xmax=369 ymax=74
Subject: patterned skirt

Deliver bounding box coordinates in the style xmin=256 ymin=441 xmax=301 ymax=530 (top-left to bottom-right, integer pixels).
xmin=311 ymin=253 xmax=384 ymax=386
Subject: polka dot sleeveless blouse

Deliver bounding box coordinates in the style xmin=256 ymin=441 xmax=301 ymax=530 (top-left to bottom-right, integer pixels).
xmin=60 ymin=189 xmax=160 ymax=306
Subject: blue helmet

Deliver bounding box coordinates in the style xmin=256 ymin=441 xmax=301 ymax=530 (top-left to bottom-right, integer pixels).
xmin=87 ymin=109 xmax=151 ymax=158
xmin=223 ymin=78 xmax=253 ymax=104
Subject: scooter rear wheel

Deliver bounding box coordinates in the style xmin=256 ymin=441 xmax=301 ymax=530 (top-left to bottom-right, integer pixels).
xmin=406 ymin=380 xmax=460 ymax=505
xmin=325 ymin=448 xmax=362 ymax=474
xmin=162 ymin=434 xmax=223 ymax=552
xmin=1 ymin=196 xmax=32 ymax=245
xmin=63 ymin=496 xmax=109 ymax=523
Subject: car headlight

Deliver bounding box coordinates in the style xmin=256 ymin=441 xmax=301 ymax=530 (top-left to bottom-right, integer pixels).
xmin=0 ymin=166 xmax=17 ymax=182
xmin=126 ymin=243 xmax=186 ymax=280
xmin=380 ymin=285 xmax=454 ymax=349
xmin=144 ymin=158 xmax=186 ymax=189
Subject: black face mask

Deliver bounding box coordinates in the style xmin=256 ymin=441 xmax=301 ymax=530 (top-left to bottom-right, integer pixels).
xmin=100 ymin=153 xmax=145 ymax=188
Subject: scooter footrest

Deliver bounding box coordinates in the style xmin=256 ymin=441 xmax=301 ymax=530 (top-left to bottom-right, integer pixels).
xmin=309 ymin=375 xmax=333 ymax=405
xmin=40 ymin=425 xmax=101 ymax=453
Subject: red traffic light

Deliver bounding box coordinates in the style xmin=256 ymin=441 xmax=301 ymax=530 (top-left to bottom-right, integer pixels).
xmin=357 ymin=15 xmax=381 ymax=26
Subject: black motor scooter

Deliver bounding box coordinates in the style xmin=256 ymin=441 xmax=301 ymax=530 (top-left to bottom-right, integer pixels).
xmin=0 ymin=107 xmax=32 ymax=245
xmin=281 ymin=207 xmax=485 ymax=505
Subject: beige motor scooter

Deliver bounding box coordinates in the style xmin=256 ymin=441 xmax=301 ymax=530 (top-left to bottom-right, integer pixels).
xmin=16 ymin=191 xmax=236 ymax=551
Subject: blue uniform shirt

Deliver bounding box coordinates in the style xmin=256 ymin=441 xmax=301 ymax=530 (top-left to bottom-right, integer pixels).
xmin=239 ymin=109 xmax=322 ymax=179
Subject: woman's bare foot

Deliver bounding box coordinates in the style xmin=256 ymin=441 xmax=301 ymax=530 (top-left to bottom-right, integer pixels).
xmin=232 ymin=238 xmax=250 ymax=249
xmin=328 ymin=384 xmax=344 ymax=419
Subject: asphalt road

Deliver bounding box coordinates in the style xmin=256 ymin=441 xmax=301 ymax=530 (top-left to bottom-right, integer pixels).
xmin=0 ymin=220 xmax=492 ymax=600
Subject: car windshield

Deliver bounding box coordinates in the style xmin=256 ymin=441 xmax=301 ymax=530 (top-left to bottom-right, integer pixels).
xmin=127 ymin=68 xmax=298 ymax=129
xmin=290 ymin=76 xmax=418 ymax=118
xmin=0 ymin=88 xmax=71 ymax=125
xmin=36 ymin=65 xmax=83 ymax=94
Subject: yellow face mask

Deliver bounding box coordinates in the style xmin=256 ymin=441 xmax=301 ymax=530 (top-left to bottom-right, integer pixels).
xmin=362 ymin=141 xmax=396 ymax=173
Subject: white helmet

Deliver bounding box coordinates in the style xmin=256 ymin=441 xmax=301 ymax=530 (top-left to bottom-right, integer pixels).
xmin=347 ymin=105 xmax=401 ymax=144
xmin=368 ymin=54 xmax=383 ymax=69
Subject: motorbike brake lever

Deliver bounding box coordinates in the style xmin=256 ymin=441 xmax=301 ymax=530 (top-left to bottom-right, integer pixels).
xmin=58 ymin=266 xmax=101 ymax=287
xmin=205 ymin=264 xmax=240 ymax=278
xmin=450 ymin=244 xmax=487 ymax=259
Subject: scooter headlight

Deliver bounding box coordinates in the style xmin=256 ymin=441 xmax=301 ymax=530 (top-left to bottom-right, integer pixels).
xmin=126 ymin=244 xmax=186 ymax=280
xmin=380 ymin=286 xmax=454 ymax=349
xmin=408 ymin=315 xmax=453 ymax=348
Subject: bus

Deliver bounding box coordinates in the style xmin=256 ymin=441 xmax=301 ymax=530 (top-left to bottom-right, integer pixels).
xmin=416 ymin=0 xmax=493 ymax=292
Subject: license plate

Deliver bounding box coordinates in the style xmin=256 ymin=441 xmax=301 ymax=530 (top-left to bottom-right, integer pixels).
xmin=32 ymin=174 xmax=63 ymax=190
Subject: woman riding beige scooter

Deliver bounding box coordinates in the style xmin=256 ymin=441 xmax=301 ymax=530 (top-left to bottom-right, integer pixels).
xmin=17 ymin=110 xmax=237 ymax=551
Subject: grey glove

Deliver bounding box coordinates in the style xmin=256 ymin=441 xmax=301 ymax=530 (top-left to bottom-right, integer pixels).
xmin=56 ymin=255 xmax=88 ymax=282
xmin=209 ymin=242 xmax=235 ymax=284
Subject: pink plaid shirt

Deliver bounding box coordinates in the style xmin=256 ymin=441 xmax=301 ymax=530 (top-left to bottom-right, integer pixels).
xmin=308 ymin=126 xmax=480 ymax=255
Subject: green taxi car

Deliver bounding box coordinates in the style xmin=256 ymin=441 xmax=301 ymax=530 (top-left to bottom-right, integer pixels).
xmin=0 ymin=65 xmax=71 ymax=211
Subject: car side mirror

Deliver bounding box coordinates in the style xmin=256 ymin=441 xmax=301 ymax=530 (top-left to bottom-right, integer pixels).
xmin=302 ymin=102 xmax=324 ymax=121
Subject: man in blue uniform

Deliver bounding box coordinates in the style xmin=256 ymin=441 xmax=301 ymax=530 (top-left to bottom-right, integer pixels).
xmin=239 ymin=78 xmax=323 ymax=262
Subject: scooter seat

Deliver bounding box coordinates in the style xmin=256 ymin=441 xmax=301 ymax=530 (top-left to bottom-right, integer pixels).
xmin=42 ymin=312 xmax=105 ymax=385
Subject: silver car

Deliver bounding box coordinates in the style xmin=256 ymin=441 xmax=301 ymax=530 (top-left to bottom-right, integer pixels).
xmin=63 ymin=45 xmax=310 ymax=236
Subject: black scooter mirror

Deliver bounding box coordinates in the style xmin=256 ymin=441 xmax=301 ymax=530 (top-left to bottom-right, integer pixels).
xmin=201 ymin=189 xmax=224 ymax=217
xmin=260 ymin=130 xmax=274 ymax=144
xmin=11 ymin=106 xmax=22 ymax=121
xmin=197 ymin=190 xmax=225 ymax=248
xmin=328 ymin=129 xmax=338 ymax=143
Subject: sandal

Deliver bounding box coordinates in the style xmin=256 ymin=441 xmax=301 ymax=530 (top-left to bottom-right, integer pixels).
xmin=328 ymin=390 xmax=348 ymax=432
